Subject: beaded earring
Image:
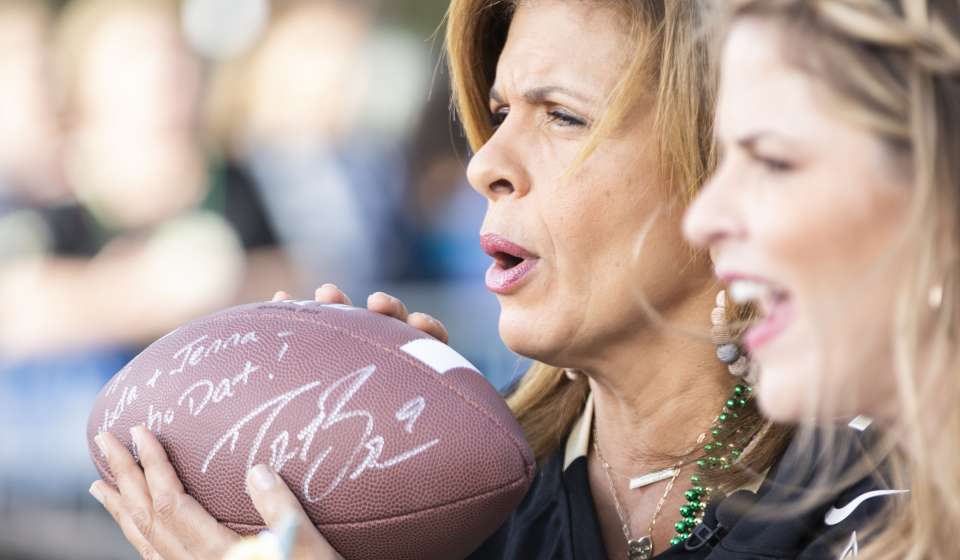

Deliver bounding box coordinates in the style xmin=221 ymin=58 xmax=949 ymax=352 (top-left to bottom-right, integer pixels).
xmin=710 ymin=290 xmax=758 ymax=385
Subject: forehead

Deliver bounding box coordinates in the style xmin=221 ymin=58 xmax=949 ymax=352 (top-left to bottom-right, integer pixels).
xmin=719 ymin=18 xmax=910 ymax=180
xmin=495 ymin=1 xmax=632 ymax=97
xmin=718 ymin=19 xmax=826 ymax=136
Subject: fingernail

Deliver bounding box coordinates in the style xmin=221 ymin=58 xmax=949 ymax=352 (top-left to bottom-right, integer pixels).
xmin=250 ymin=464 xmax=275 ymax=491
xmin=130 ymin=425 xmax=140 ymax=442
xmin=95 ymin=434 xmax=109 ymax=460
xmin=322 ymin=283 xmax=338 ymax=291
xmin=89 ymin=482 xmax=104 ymax=505
xmin=130 ymin=425 xmax=145 ymax=454
xmin=272 ymin=291 xmax=284 ymax=301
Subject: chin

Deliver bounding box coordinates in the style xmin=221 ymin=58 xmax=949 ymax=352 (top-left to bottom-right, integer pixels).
xmin=496 ymin=301 xmax=566 ymax=364
xmin=756 ymin=352 xmax=861 ymax=424
xmin=754 ymin=359 xmax=819 ymax=423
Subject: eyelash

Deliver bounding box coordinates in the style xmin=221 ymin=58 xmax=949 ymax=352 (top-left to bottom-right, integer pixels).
xmin=547 ymin=110 xmax=586 ymax=127
xmin=488 ymin=107 xmax=587 ymax=129
xmin=490 ymin=109 xmax=507 ymax=128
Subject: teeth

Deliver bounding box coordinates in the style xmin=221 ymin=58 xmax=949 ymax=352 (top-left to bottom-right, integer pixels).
xmin=728 ymin=280 xmax=770 ymax=304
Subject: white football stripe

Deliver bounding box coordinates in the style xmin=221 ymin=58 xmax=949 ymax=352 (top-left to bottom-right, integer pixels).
xmin=400 ymin=339 xmax=480 ymax=375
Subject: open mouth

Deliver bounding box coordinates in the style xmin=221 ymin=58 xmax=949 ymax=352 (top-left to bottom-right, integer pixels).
xmin=727 ymin=278 xmax=795 ymax=352
xmin=480 ymin=233 xmax=540 ymax=294
xmin=492 ymin=251 xmax=525 ymax=271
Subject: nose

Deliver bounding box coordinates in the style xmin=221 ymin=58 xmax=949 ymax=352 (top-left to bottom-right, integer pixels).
xmin=683 ymin=164 xmax=745 ymax=252
xmin=466 ymin=122 xmax=531 ymax=201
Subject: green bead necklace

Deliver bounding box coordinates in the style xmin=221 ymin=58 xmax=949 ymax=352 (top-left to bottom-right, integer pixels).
xmin=669 ymin=383 xmax=754 ymax=546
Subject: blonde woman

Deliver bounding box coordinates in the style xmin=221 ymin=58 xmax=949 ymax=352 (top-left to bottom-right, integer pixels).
xmin=685 ymin=0 xmax=960 ymax=558
xmin=88 ymin=1 xmax=887 ymax=559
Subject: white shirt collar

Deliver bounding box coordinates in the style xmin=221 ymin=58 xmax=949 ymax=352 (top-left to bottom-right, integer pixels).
xmin=561 ymin=390 xmax=767 ymax=494
xmin=563 ymin=391 xmax=594 ymax=471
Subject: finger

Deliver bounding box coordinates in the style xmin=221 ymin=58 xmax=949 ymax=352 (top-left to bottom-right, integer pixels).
xmin=90 ymin=480 xmax=167 ymax=560
xmin=314 ymin=284 xmax=353 ymax=306
xmin=133 ymin=426 xmax=184 ymax=495
xmin=366 ymin=292 xmax=409 ymax=321
xmin=97 ymin=431 xmax=155 ymax=536
xmin=98 ymin=432 xmax=196 ymax=559
xmin=133 ymin=426 xmax=238 ymax=556
xmin=246 ymin=465 xmax=344 ymax=560
xmin=407 ymin=312 xmax=450 ymax=344
xmin=272 ymin=291 xmax=291 ymax=302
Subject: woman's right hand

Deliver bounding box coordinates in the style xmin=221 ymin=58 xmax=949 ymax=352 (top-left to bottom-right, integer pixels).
xmin=272 ymin=284 xmax=449 ymax=344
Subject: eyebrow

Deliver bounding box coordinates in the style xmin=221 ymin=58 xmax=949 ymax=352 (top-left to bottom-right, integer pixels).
xmin=489 ymin=85 xmax=594 ymax=106
xmin=734 ymin=130 xmax=794 ymax=153
xmin=736 ymin=131 xmax=770 ymax=150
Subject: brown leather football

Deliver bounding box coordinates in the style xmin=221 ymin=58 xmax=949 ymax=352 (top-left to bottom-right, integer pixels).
xmin=87 ymin=300 xmax=535 ymax=560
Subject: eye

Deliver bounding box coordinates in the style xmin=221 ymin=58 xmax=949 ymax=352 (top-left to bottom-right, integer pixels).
xmin=547 ymin=109 xmax=586 ymax=128
xmin=757 ymin=156 xmax=794 ymax=174
xmin=490 ymin=107 xmax=508 ymax=128
xmin=747 ymin=149 xmax=794 ymax=174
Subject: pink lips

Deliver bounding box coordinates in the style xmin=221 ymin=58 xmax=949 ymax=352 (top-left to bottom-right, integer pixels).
xmin=480 ymin=233 xmax=540 ymax=294
xmin=717 ymin=272 xmax=796 ymax=353
xmin=743 ymin=298 xmax=795 ymax=353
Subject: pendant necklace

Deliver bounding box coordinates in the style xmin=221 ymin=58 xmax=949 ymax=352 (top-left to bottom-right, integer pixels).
xmin=593 ymin=427 xmax=698 ymax=560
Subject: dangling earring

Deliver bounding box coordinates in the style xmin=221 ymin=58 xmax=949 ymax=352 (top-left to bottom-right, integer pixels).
xmin=711 ymin=290 xmax=756 ymax=384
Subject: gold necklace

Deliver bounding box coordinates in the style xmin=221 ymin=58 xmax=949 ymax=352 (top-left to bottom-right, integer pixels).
xmin=592 ymin=426 xmax=705 ymax=560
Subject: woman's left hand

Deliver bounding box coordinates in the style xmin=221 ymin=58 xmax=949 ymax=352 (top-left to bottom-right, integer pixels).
xmin=89 ymin=425 xmax=343 ymax=559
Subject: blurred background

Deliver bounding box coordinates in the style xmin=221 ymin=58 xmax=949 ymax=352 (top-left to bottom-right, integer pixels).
xmin=0 ymin=1 xmax=526 ymax=557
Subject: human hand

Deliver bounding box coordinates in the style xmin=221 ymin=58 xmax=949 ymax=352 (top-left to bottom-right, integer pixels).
xmin=89 ymin=426 xmax=343 ymax=560
xmin=272 ymin=284 xmax=449 ymax=344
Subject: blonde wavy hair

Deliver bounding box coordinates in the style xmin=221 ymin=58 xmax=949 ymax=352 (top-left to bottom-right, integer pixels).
xmin=445 ymin=0 xmax=791 ymax=492
xmin=724 ymin=1 xmax=960 ymax=558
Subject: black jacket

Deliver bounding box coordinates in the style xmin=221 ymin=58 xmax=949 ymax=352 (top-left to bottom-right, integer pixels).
xmin=469 ymin=417 xmax=903 ymax=560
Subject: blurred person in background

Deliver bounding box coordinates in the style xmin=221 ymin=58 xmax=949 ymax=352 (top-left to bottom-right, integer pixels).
xmin=403 ymin=70 xmax=489 ymax=282
xmin=0 ymin=0 xmax=66 ymax=214
xmin=0 ymin=4 xmax=290 ymax=555
xmin=206 ymin=0 xmax=426 ymax=300
xmin=0 ymin=0 xmax=294 ymax=361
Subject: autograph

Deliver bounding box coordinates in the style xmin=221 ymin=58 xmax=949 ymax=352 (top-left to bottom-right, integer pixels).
xmin=202 ymin=365 xmax=440 ymax=502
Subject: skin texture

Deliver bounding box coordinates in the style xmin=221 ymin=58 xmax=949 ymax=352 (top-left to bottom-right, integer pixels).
xmin=94 ymin=2 xmax=733 ymax=558
xmin=468 ymin=2 xmax=729 ymax=556
xmin=90 ymin=425 xmax=342 ymax=560
xmin=683 ymin=18 xmax=912 ymax=423
xmin=469 ymin=0 xmax=705 ymax=373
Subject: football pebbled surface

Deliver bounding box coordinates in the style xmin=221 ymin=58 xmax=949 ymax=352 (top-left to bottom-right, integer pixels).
xmin=87 ymin=300 xmax=535 ymax=560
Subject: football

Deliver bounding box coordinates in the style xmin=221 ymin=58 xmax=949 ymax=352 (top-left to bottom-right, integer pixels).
xmin=86 ymin=300 xmax=535 ymax=560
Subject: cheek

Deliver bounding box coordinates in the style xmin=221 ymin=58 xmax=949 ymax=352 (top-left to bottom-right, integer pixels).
xmin=749 ymin=177 xmax=907 ymax=311
xmin=748 ymin=177 xmax=908 ymax=418
xmin=543 ymin=175 xmax=640 ymax=276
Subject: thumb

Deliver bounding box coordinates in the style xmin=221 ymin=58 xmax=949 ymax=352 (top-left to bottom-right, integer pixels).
xmin=246 ymin=464 xmax=343 ymax=560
